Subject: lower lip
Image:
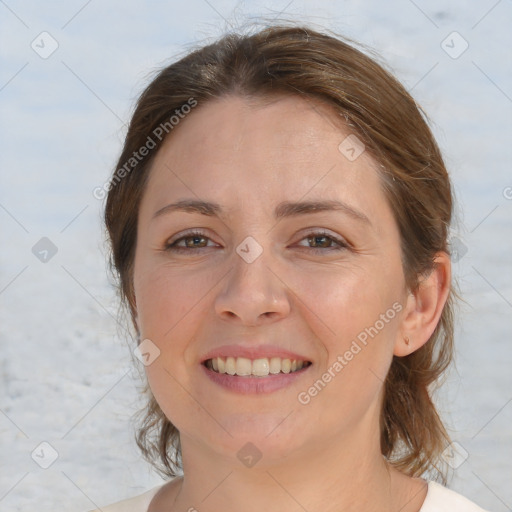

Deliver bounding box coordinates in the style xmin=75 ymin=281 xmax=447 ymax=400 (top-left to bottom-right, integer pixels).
xmin=201 ymin=363 xmax=311 ymax=394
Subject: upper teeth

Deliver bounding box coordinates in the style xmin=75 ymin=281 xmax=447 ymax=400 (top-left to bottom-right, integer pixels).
xmin=206 ymin=356 xmax=308 ymax=377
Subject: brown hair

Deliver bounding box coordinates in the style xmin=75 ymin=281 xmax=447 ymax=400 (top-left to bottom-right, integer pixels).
xmin=104 ymin=24 xmax=454 ymax=481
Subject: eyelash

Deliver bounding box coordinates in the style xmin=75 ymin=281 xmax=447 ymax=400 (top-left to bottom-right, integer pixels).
xmin=165 ymin=229 xmax=349 ymax=254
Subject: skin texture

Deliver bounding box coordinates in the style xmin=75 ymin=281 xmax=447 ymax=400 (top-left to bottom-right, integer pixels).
xmin=133 ymin=95 xmax=451 ymax=512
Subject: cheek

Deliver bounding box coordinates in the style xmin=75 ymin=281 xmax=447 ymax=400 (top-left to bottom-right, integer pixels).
xmin=135 ymin=263 xmax=209 ymax=429
xmin=299 ymin=262 xmax=399 ymax=340
xmin=134 ymin=260 xmax=203 ymax=340
xmin=298 ymin=271 xmax=399 ymax=426
xmin=144 ymin=357 xmax=194 ymax=434
xmin=297 ymin=261 xmax=402 ymax=402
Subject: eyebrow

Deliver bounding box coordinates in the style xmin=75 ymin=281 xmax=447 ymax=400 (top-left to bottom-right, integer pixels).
xmin=152 ymin=198 xmax=371 ymax=224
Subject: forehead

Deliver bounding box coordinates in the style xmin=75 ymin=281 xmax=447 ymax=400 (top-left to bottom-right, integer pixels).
xmin=140 ymin=94 xmax=388 ymax=223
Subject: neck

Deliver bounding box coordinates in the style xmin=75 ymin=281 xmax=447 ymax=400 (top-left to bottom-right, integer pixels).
xmin=167 ymin=417 xmax=423 ymax=512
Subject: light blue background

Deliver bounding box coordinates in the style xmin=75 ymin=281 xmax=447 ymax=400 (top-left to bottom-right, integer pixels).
xmin=1 ymin=1 xmax=511 ymax=510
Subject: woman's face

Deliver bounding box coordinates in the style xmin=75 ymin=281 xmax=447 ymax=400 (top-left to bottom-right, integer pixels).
xmin=133 ymin=95 xmax=409 ymax=463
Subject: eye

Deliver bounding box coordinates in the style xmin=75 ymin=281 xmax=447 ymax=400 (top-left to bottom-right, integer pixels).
xmin=296 ymin=230 xmax=349 ymax=252
xmin=165 ymin=230 xmax=217 ymax=253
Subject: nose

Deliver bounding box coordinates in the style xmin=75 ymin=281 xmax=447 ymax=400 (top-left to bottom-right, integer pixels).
xmin=214 ymin=245 xmax=291 ymax=325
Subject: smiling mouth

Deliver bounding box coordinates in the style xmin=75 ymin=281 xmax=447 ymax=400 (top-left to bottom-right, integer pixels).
xmin=204 ymin=356 xmax=312 ymax=377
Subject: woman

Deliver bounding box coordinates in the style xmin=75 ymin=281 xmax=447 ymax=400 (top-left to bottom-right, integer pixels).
xmin=91 ymin=24 xmax=488 ymax=512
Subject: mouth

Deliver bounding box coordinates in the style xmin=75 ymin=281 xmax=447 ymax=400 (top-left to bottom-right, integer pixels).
xmin=203 ymin=356 xmax=312 ymax=377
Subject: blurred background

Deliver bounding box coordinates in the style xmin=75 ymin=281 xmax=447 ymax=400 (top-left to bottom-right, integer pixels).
xmin=0 ymin=1 xmax=511 ymax=510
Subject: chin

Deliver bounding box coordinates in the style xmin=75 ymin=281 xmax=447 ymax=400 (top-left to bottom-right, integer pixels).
xmin=199 ymin=413 xmax=311 ymax=465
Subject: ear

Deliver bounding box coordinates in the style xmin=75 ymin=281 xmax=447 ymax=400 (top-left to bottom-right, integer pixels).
xmin=394 ymin=252 xmax=451 ymax=357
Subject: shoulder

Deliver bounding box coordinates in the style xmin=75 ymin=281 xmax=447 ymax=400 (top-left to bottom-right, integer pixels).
xmin=86 ymin=483 xmax=165 ymax=512
xmin=421 ymin=481 xmax=489 ymax=512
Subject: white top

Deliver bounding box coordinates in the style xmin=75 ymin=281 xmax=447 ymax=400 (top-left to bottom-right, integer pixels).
xmin=87 ymin=480 xmax=489 ymax=512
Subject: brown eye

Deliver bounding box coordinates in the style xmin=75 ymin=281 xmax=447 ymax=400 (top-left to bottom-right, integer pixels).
xmin=297 ymin=231 xmax=348 ymax=252
xmin=166 ymin=230 xmax=215 ymax=252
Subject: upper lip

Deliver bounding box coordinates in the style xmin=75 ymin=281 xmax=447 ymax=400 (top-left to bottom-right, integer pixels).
xmin=200 ymin=344 xmax=311 ymax=364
